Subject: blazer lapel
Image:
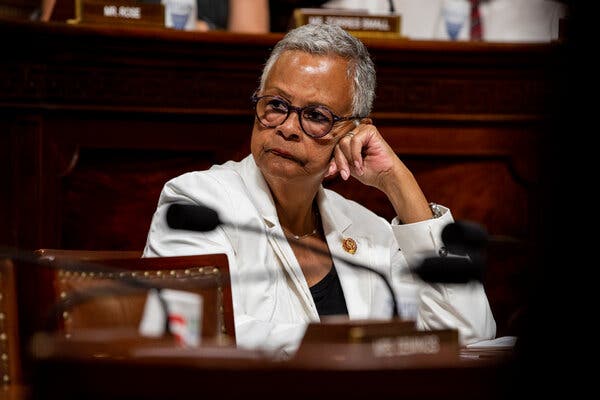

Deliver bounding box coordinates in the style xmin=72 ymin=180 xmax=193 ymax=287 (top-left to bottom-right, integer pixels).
xmin=239 ymin=156 xmax=319 ymax=320
xmin=317 ymin=190 xmax=374 ymax=320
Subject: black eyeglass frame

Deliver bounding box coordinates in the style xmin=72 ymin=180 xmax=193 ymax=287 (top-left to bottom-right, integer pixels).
xmin=251 ymin=94 xmax=364 ymax=138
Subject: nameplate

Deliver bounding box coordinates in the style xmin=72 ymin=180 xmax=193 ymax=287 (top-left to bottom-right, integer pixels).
xmin=69 ymin=0 xmax=165 ymax=28
xmin=293 ymin=8 xmax=402 ymax=39
xmin=295 ymin=319 xmax=459 ymax=361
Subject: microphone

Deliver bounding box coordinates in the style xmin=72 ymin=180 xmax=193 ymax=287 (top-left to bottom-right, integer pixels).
xmin=412 ymin=220 xmax=488 ymax=284
xmin=166 ymin=203 xmax=497 ymax=320
xmin=166 ymin=203 xmax=402 ymax=319
xmin=166 ymin=203 xmax=488 ymax=285
xmin=441 ymin=219 xmax=489 ymax=256
xmin=167 ymin=203 xmax=220 ymax=232
xmin=413 ymin=256 xmax=483 ymax=284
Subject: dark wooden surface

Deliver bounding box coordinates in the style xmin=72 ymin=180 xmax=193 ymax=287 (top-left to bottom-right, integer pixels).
xmin=28 ymin=330 xmax=515 ymax=400
xmin=0 ymin=18 xmax=563 ymax=337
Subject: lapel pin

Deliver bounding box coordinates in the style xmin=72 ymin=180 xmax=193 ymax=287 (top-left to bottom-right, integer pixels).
xmin=342 ymin=238 xmax=357 ymax=254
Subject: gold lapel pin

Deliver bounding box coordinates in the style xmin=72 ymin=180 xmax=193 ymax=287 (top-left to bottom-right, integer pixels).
xmin=342 ymin=238 xmax=357 ymax=254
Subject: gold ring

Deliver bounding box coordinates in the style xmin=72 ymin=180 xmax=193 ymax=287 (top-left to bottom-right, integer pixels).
xmin=346 ymin=131 xmax=355 ymax=138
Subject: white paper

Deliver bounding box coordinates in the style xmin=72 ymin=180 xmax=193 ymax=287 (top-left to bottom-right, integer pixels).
xmin=396 ymin=281 xmax=420 ymax=321
xmin=139 ymin=288 xmax=203 ymax=347
xmin=466 ymin=335 xmax=517 ymax=349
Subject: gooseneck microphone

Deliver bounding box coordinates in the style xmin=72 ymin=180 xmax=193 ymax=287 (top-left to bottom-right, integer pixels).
xmin=166 ymin=203 xmax=488 ymax=283
xmin=166 ymin=203 xmax=489 ymax=296
xmin=166 ymin=203 xmax=402 ymax=319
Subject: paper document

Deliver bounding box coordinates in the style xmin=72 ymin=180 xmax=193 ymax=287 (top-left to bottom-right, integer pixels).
xmin=466 ymin=336 xmax=517 ymax=349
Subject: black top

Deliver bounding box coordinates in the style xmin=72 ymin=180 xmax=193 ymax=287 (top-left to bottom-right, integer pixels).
xmin=309 ymin=266 xmax=349 ymax=316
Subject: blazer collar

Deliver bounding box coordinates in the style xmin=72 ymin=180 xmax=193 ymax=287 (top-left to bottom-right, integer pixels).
xmin=239 ymin=155 xmax=278 ymax=228
xmin=318 ymin=191 xmax=373 ymax=319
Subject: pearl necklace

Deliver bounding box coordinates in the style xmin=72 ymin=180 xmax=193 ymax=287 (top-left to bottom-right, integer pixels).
xmin=282 ymin=226 xmax=318 ymax=240
xmin=282 ymin=208 xmax=320 ymax=240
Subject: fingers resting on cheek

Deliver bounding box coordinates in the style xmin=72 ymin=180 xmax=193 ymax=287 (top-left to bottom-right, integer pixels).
xmin=333 ymin=144 xmax=364 ymax=180
xmin=324 ymin=160 xmax=338 ymax=178
xmin=334 ymin=146 xmax=350 ymax=180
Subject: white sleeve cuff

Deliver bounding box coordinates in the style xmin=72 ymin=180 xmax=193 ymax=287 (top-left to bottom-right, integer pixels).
xmin=391 ymin=205 xmax=454 ymax=268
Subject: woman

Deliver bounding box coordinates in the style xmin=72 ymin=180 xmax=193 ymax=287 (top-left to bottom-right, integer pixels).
xmin=143 ymin=23 xmax=496 ymax=358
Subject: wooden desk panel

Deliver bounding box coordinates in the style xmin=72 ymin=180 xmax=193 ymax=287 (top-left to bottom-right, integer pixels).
xmin=0 ymin=18 xmax=561 ymax=335
xmin=28 ymin=332 xmax=514 ymax=400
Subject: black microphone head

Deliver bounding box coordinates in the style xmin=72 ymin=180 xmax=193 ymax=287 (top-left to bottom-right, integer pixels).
xmin=166 ymin=203 xmax=221 ymax=232
xmin=413 ymin=256 xmax=484 ymax=284
xmin=441 ymin=220 xmax=489 ymax=256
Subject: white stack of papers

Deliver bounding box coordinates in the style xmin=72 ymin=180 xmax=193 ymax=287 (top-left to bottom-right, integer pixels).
xmin=467 ymin=336 xmax=517 ymax=349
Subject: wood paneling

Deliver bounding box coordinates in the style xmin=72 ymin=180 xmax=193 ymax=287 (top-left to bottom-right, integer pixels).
xmin=0 ymin=18 xmax=562 ymax=336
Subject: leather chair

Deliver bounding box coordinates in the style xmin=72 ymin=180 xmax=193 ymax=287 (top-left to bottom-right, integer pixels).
xmin=7 ymin=249 xmax=234 ymax=390
xmin=32 ymin=249 xmax=235 ymax=345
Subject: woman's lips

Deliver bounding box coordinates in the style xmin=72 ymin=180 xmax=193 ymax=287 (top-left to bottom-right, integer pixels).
xmin=268 ymin=148 xmax=304 ymax=165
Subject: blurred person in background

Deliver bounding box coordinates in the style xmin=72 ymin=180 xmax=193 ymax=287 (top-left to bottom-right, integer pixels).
xmin=320 ymin=0 xmax=567 ymax=41
xmin=39 ymin=0 xmax=270 ymax=33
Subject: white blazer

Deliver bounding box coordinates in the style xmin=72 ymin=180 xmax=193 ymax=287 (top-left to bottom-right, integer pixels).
xmin=143 ymin=155 xmax=496 ymax=357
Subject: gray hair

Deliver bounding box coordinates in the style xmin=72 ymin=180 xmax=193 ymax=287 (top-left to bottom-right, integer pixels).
xmin=259 ymin=23 xmax=376 ymax=117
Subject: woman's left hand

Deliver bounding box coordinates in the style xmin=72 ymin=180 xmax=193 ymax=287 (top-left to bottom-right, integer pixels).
xmin=325 ymin=120 xmax=399 ymax=192
xmin=324 ymin=120 xmax=433 ymax=223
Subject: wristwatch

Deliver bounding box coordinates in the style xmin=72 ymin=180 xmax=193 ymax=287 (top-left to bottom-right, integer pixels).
xmin=429 ymin=202 xmax=443 ymax=219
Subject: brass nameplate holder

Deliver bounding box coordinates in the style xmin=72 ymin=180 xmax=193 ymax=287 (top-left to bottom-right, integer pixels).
xmin=293 ymin=8 xmax=402 ymax=39
xmin=295 ymin=319 xmax=459 ymax=362
xmin=69 ymin=0 xmax=165 ymax=28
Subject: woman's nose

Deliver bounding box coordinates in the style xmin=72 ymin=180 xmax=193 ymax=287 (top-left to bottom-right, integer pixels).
xmin=277 ymin=110 xmax=303 ymax=139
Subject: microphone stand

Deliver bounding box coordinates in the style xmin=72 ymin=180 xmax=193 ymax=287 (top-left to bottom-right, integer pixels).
xmin=165 ymin=204 xmax=490 ymax=320
xmin=388 ymin=0 xmax=396 ymax=14
xmin=166 ymin=204 xmax=401 ymax=319
xmin=229 ymin=222 xmax=400 ymax=319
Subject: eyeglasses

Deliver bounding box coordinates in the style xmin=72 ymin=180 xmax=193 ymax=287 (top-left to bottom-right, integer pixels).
xmin=252 ymin=94 xmax=362 ymax=138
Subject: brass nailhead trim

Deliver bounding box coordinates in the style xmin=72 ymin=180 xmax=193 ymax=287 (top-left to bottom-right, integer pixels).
xmin=56 ymin=266 xmax=224 ymax=338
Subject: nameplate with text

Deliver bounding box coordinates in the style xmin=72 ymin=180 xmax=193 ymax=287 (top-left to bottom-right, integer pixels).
xmin=295 ymin=319 xmax=459 ymax=362
xmin=293 ymin=8 xmax=402 ymax=39
xmin=70 ymin=0 xmax=165 ymax=28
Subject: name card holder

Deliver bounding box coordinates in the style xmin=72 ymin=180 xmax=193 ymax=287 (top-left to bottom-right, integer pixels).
xmin=293 ymin=8 xmax=402 ymax=39
xmin=294 ymin=319 xmax=459 ymax=365
xmin=69 ymin=0 xmax=165 ymax=28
